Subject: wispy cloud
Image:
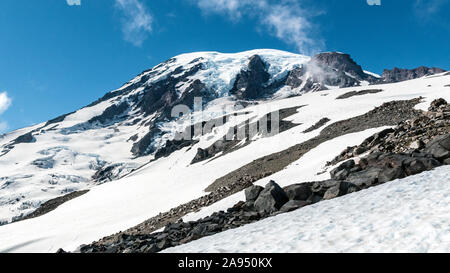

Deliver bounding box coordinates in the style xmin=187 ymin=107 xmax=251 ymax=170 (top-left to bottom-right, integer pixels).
xmin=0 ymin=92 xmax=12 ymax=133
xmin=114 ymin=0 xmax=153 ymax=47
xmin=66 ymin=0 xmax=81 ymax=6
xmin=194 ymin=0 xmax=322 ymax=54
xmin=414 ymin=0 xmax=447 ymax=19
xmin=367 ymin=0 xmax=381 ymax=6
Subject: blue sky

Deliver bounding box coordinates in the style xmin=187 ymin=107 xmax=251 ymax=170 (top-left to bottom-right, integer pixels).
xmin=0 ymin=0 xmax=449 ymax=132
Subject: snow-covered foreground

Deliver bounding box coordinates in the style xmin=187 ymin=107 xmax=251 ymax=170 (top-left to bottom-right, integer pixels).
xmin=0 ymin=73 xmax=449 ymax=252
xmin=165 ymin=166 xmax=450 ymax=253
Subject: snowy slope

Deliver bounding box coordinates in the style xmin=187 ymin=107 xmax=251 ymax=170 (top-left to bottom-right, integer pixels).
xmin=164 ymin=166 xmax=450 ymax=253
xmin=0 ymin=72 xmax=449 ymax=252
xmin=0 ymin=49 xmax=311 ymax=223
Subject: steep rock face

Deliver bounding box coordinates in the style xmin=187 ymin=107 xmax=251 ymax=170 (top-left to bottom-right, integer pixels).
xmin=382 ymin=67 xmax=446 ymax=83
xmin=230 ymin=55 xmax=271 ymax=100
xmin=311 ymin=52 xmax=367 ymax=79
xmin=284 ymin=52 xmax=379 ymax=92
xmin=285 ymin=66 xmax=306 ymax=88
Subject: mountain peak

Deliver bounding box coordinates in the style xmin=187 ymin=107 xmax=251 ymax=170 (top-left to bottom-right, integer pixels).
xmin=311 ymin=52 xmax=367 ymax=79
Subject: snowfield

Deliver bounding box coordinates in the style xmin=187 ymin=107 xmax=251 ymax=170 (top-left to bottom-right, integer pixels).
xmin=165 ymin=165 xmax=450 ymax=253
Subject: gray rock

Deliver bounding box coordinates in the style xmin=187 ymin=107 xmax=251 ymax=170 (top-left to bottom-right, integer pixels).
xmin=279 ymin=200 xmax=311 ymax=213
xmin=241 ymin=211 xmax=260 ymax=221
xmin=191 ymin=224 xmax=207 ymax=236
xmin=245 ymin=185 xmax=264 ymax=202
xmin=323 ymin=185 xmax=342 ymax=200
xmin=283 ymin=183 xmax=312 ymax=201
xmin=424 ymin=134 xmax=450 ymax=161
xmin=206 ymin=224 xmax=222 ymax=232
xmin=254 ymin=180 xmax=289 ymax=214
xmin=323 ymin=182 xmax=356 ymax=199
xmin=311 ymin=179 xmax=340 ymax=195
xmin=330 ymin=160 xmax=355 ymax=180
xmin=347 ymin=167 xmax=382 ymax=188
xmin=334 ymin=169 xmax=349 ymax=180
xmin=307 ymin=194 xmax=322 ymax=204
xmin=156 ymin=239 xmax=171 ymax=250
xmin=378 ymin=166 xmax=404 ymax=183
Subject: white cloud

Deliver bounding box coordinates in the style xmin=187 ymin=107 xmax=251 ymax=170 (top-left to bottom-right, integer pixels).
xmin=0 ymin=92 xmax=12 ymax=133
xmin=115 ymin=0 xmax=153 ymax=47
xmin=194 ymin=0 xmax=322 ymax=54
xmin=367 ymin=0 xmax=381 ymax=5
xmin=0 ymin=92 xmax=12 ymax=115
xmin=66 ymin=0 xmax=81 ymax=6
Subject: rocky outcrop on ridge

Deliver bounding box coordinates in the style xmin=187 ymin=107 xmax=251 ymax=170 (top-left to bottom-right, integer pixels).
xmin=382 ymin=67 xmax=446 ymax=83
xmin=329 ymin=98 xmax=450 ymax=165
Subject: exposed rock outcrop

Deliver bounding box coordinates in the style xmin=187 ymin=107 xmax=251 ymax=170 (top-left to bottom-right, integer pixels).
xmin=336 ymin=89 xmax=383 ymax=100
xmin=230 ymin=55 xmax=271 ymax=100
xmin=329 ymin=98 xmax=450 ymax=165
xmin=382 ymin=67 xmax=446 ymax=83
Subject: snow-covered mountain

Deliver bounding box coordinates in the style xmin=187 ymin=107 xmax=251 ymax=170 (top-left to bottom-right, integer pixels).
xmin=0 ymin=49 xmax=380 ymax=224
xmin=0 ymin=49 xmax=448 ymax=253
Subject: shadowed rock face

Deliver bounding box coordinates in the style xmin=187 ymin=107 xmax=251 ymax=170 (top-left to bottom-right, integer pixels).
xmin=13 ymin=132 xmax=35 ymax=144
xmin=230 ymin=55 xmax=271 ymax=100
xmin=88 ymin=101 xmax=130 ymax=125
xmin=285 ymin=66 xmax=306 ymax=88
xmin=311 ymin=52 xmax=367 ymax=80
xmin=382 ymin=66 xmax=446 ymax=83
xmin=284 ymin=52 xmax=379 ymax=92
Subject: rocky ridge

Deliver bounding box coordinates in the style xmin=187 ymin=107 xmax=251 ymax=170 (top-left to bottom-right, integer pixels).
xmin=328 ymin=98 xmax=450 ymax=165
xmin=75 ymin=98 xmax=450 ymax=254
xmin=382 ymin=67 xmax=446 ymax=83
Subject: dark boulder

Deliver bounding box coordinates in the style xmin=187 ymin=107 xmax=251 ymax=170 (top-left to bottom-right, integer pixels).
xmin=311 ymin=179 xmax=340 ymax=196
xmin=429 ymin=98 xmax=448 ymax=111
xmin=378 ymin=166 xmax=405 ymax=183
xmin=283 ymin=183 xmax=312 ymax=201
xmin=404 ymin=157 xmax=441 ymax=176
xmin=279 ymin=200 xmax=311 ymax=213
xmin=346 ymin=167 xmax=382 ymax=188
xmin=424 ymin=134 xmax=450 ymax=161
xmin=254 ymin=181 xmax=289 ymax=214
xmin=323 ymin=182 xmax=357 ymax=199
xmin=245 ymin=185 xmax=264 ymax=202
xmin=330 ymin=160 xmax=355 ymax=180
